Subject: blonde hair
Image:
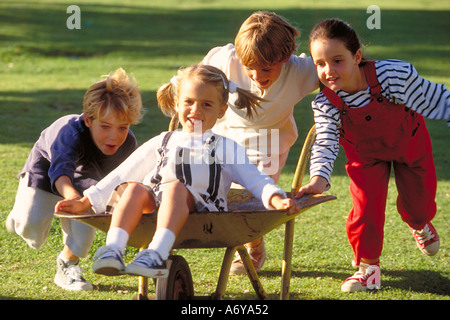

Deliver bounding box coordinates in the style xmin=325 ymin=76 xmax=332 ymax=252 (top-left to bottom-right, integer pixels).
xmin=83 ymin=68 xmax=143 ymax=124
xmin=157 ymin=64 xmax=263 ymax=119
xmin=235 ymin=11 xmax=300 ymax=67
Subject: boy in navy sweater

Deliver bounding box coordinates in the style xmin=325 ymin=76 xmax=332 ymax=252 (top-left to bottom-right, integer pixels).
xmin=6 ymin=68 xmax=143 ymax=291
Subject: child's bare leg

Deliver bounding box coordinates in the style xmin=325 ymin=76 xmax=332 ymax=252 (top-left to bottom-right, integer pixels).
xmin=93 ymin=183 xmax=157 ymax=276
xmin=125 ymin=181 xmax=196 ymax=278
xmin=156 ymin=181 xmax=196 ymax=236
xmin=109 ymin=182 xmax=156 ymax=234
xmin=148 ymin=181 xmax=196 ymax=258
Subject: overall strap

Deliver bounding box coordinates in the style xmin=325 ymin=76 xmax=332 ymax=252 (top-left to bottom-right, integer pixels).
xmin=205 ymin=135 xmax=222 ymax=203
xmin=150 ymin=131 xmax=175 ymax=188
xmin=363 ymin=61 xmax=382 ymax=97
xmin=161 ymin=130 xmax=175 ymax=149
xmin=175 ymin=147 xmax=192 ymax=186
xmin=322 ymin=86 xmax=348 ymax=112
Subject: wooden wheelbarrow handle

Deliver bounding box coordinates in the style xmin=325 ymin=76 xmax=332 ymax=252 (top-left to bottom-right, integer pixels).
xmin=281 ymin=124 xmax=317 ymax=300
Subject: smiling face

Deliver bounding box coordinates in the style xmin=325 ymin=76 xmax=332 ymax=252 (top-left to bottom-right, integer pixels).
xmin=176 ymin=79 xmax=228 ymax=133
xmin=85 ymin=112 xmax=130 ymax=155
xmin=243 ymin=58 xmax=288 ymax=92
xmin=310 ymin=38 xmax=365 ymax=93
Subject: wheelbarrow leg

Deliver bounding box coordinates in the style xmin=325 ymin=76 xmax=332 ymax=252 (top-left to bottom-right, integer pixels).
xmin=213 ymin=246 xmax=268 ymax=300
xmin=137 ymin=246 xmax=152 ymax=300
xmin=237 ymin=245 xmax=268 ymax=300
xmin=212 ymin=246 xmax=236 ymax=300
xmin=281 ymin=219 xmax=295 ymax=300
xmin=137 ymin=276 xmax=149 ymax=300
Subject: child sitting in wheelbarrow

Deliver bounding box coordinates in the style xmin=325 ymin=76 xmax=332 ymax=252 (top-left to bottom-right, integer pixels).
xmin=55 ymin=64 xmax=299 ymax=279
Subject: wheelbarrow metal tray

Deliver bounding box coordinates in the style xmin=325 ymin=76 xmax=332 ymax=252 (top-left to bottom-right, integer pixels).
xmin=55 ymin=190 xmax=335 ymax=249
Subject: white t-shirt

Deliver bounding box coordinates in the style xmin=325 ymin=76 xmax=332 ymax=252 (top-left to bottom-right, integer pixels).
xmin=202 ymin=44 xmax=318 ymax=175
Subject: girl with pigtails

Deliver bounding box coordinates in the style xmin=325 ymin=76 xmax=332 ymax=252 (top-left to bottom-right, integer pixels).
xmin=56 ymin=64 xmax=297 ymax=278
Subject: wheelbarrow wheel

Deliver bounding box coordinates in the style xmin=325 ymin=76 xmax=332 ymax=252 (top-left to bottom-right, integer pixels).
xmin=155 ymin=255 xmax=194 ymax=300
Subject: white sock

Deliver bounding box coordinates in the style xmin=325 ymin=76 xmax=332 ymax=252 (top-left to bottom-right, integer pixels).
xmin=106 ymin=227 xmax=129 ymax=254
xmin=148 ymin=228 xmax=175 ymax=260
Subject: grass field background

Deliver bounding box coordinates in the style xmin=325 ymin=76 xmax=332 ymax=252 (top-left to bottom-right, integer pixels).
xmin=0 ymin=0 xmax=448 ymax=300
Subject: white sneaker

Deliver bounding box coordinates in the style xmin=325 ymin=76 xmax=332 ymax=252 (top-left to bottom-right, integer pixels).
xmin=54 ymin=257 xmax=93 ymax=291
xmin=341 ymin=262 xmax=381 ymax=293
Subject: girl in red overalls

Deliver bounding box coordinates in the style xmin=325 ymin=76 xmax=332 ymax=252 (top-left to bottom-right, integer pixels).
xmin=297 ymin=18 xmax=449 ymax=292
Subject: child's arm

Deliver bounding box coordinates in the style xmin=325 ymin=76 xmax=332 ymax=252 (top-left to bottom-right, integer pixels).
xmin=295 ymin=176 xmax=329 ymax=198
xmin=270 ymin=194 xmax=299 ymax=215
xmin=54 ymin=175 xmax=81 ymax=200
xmin=80 ymin=135 xmax=160 ymax=214
xmin=306 ymin=96 xmax=341 ymax=194
xmin=380 ymin=60 xmax=449 ymax=121
xmin=225 ymin=138 xmax=295 ymax=212
xmin=55 ymin=196 xmax=92 ymax=214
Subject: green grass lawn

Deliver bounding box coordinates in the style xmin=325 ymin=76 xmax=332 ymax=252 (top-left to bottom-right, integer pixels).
xmin=0 ymin=0 xmax=448 ymax=301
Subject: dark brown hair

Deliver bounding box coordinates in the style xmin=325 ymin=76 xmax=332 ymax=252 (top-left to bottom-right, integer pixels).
xmin=309 ymin=18 xmax=366 ymax=66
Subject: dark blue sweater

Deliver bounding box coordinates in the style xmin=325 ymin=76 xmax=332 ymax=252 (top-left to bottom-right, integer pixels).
xmin=20 ymin=114 xmax=137 ymax=196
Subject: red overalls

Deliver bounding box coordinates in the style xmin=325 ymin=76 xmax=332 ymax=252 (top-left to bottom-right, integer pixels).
xmin=322 ymin=61 xmax=437 ymax=265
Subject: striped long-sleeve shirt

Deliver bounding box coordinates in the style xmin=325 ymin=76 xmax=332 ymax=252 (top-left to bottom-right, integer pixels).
xmin=310 ymin=59 xmax=449 ymax=184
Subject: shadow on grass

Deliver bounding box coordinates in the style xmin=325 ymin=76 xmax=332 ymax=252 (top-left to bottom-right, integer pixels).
xmin=256 ymin=268 xmax=450 ymax=299
xmin=94 ymin=283 xmax=141 ymax=294
xmin=383 ymin=269 xmax=450 ymax=296
xmin=2 ymin=4 xmax=449 ymax=64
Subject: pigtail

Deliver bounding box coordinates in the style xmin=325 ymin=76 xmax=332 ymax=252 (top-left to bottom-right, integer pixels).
xmin=234 ymin=87 xmax=263 ymax=120
xmin=156 ymin=81 xmax=177 ymax=117
xmin=222 ymin=75 xmax=263 ymax=120
xmin=163 ymin=64 xmax=264 ymax=121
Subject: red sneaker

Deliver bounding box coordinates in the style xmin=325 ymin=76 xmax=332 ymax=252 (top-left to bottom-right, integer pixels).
xmin=341 ymin=263 xmax=381 ymax=293
xmin=410 ymin=222 xmax=440 ymax=256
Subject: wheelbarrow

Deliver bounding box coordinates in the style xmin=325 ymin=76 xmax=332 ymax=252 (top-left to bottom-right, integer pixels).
xmin=55 ymin=124 xmax=336 ymax=300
